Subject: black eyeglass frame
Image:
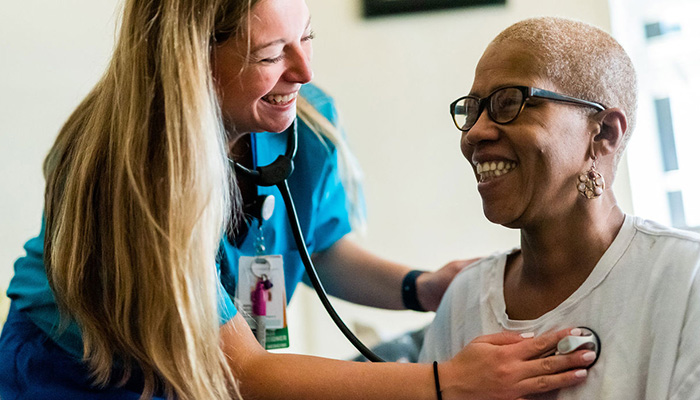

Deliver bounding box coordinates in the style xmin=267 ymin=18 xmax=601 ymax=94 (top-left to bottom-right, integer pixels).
xmin=449 ymin=86 xmax=607 ymax=132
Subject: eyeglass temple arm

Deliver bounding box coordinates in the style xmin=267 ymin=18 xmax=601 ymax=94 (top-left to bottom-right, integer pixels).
xmin=530 ymin=88 xmax=606 ymax=111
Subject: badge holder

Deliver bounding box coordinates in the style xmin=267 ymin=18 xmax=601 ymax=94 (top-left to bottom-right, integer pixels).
xmin=236 ymin=197 xmax=289 ymax=349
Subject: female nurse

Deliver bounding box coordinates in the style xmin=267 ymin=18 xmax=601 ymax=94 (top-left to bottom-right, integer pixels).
xmin=0 ymin=0 xmax=595 ymax=399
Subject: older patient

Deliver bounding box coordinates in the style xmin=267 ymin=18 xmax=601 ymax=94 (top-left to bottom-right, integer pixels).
xmin=419 ymin=17 xmax=700 ymax=399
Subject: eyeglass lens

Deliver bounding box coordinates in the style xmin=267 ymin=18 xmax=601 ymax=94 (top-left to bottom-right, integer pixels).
xmin=453 ymin=87 xmax=525 ymax=131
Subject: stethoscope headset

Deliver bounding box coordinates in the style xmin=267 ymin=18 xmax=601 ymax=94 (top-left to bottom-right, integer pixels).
xmin=231 ymin=118 xmax=602 ymax=365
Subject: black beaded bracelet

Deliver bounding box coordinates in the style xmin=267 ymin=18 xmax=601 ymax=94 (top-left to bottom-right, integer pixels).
xmin=433 ymin=361 xmax=443 ymax=400
xmin=401 ymin=270 xmax=426 ymax=312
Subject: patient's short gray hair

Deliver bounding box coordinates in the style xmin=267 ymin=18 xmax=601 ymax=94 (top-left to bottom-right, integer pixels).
xmin=491 ymin=17 xmax=637 ymax=165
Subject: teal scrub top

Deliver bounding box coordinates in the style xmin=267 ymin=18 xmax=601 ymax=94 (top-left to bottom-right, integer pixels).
xmin=7 ymin=83 xmax=354 ymax=357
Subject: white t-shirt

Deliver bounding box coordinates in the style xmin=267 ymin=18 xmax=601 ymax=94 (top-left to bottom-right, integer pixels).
xmin=420 ymin=215 xmax=700 ymax=399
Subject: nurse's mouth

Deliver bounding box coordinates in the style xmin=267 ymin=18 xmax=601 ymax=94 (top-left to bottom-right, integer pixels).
xmin=262 ymin=92 xmax=297 ymax=106
xmin=476 ymin=160 xmax=518 ymax=182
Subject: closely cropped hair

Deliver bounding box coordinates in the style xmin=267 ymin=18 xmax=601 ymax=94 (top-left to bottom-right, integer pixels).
xmin=491 ymin=17 xmax=638 ymax=165
xmin=42 ymin=0 xmax=261 ymax=398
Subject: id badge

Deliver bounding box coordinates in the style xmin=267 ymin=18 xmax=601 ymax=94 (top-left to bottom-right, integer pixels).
xmin=237 ymin=255 xmax=289 ymax=349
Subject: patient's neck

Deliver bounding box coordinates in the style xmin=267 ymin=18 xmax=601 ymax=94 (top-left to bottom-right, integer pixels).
xmin=503 ymin=202 xmax=625 ymax=320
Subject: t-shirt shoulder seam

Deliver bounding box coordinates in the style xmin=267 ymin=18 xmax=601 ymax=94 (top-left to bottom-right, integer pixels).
xmin=632 ymin=216 xmax=700 ymax=244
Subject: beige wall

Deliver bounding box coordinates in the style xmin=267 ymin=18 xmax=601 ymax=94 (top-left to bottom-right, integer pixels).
xmin=0 ymin=0 xmax=629 ymax=355
xmin=0 ymin=1 xmax=121 ymax=322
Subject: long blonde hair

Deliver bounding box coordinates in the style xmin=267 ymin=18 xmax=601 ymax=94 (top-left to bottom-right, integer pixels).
xmin=43 ymin=0 xmax=259 ymax=398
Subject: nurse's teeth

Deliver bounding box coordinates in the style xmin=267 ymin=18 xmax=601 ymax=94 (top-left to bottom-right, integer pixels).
xmin=475 ymin=161 xmax=517 ymax=182
xmin=263 ymin=93 xmax=297 ymax=104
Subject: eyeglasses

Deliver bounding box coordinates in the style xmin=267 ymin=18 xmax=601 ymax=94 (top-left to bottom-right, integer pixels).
xmin=449 ymin=86 xmax=606 ymax=132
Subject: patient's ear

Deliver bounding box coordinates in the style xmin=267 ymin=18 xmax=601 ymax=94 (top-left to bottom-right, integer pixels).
xmin=591 ymin=108 xmax=628 ymax=156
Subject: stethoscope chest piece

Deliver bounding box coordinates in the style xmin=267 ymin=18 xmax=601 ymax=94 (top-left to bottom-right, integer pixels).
xmin=556 ymin=327 xmax=601 ymax=367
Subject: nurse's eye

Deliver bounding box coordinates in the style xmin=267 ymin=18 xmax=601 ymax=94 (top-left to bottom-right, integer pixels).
xmin=259 ymin=54 xmax=284 ymax=64
xmin=302 ymin=30 xmax=315 ymax=42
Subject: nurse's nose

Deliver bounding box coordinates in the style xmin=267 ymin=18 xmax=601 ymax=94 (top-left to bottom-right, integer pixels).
xmin=286 ymin=44 xmax=313 ymax=84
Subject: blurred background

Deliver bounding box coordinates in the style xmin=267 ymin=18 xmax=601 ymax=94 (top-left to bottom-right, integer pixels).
xmin=1 ymin=0 xmax=698 ymax=359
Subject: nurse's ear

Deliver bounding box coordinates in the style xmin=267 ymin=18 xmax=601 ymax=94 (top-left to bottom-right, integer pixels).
xmin=590 ymin=108 xmax=628 ymax=157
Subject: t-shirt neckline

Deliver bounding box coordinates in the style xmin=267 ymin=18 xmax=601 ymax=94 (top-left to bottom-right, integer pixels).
xmin=486 ymin=214 xmax=636 ymax=331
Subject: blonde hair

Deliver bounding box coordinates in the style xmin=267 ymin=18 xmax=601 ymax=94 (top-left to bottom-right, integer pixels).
xmin=42 ymin=0 xmax=260 ymax=398
xmin=491 ymin=17 xmax=638 ymax=165
xmin=297 ymin=95 xmax=365 ymax=232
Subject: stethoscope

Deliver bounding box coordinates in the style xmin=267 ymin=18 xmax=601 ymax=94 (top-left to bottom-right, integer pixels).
xmin=231 ymin=119 xmax=385 ymax=362
xmin=555 ymin=327 xmax=601 ymax=366
xmin=231 ymin=119 xmax=602 ymax=365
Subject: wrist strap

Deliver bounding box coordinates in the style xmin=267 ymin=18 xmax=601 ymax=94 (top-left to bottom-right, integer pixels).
xmin=401 ymin=270 xmax=426 ymax=312
xmin=433 ymin=361 xmax=442 ymax=400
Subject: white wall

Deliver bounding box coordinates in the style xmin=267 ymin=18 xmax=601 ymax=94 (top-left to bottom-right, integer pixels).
xmin=0 ymin=0 xmax=628 ymax=357
xmin=0 ymin=1 xmax=121 ymax=298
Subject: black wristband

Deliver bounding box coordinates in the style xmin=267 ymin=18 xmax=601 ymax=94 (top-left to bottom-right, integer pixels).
xmin=433 ymin=361 xmax=442 ymax=400
xmin=401 ymin=270 xmax=426 ymax=312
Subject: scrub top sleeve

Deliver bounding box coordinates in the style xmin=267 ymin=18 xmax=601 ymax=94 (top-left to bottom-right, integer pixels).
xmin=310 ymin=147 xmax=352 ymax=253
xmin=217 ymin=286 xmax=238 ymax=325
xmin=215 ymin=253 xmax=238 ymax=325
xmin=299 ymin=82 xmax=362 ymax=249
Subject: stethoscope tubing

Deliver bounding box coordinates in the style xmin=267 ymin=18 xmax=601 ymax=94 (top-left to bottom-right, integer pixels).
xmin=233 ymin=120 xmax=385 ymax=362
xmin=276 ymin=179 xmax=385 ymax=362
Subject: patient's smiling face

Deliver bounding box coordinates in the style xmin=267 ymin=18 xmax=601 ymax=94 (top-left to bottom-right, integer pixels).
xmin=460 ymin=40 xmax=592 ymax=229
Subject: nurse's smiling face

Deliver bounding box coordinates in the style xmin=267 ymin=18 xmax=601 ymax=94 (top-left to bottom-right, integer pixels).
xmin=212 ymin=0 xmax=314 ymax=139
xmin=461 ymin=40 xmax=592 ymax=229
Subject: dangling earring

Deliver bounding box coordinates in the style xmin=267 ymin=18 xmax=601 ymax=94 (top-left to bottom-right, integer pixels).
xmin=577 ymin=156 xmax=605 ymax=199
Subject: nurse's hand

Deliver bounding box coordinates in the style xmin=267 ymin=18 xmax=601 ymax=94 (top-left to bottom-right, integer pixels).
xmin=417 ymin=258 xmax=479 ymax=311
xmin=441 ymin=328 xmax=595 ymax=400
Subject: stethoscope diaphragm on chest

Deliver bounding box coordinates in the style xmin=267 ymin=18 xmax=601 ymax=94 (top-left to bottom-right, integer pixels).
xmin=555 ymin=326 xmax=601 ymax=367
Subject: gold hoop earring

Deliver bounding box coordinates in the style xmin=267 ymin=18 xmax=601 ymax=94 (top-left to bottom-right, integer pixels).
xmin=577 ymin=157 xmax=605 ymax=199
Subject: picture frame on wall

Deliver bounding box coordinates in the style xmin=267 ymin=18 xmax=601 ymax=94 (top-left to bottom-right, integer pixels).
xmin=363 ymin=0 xmax=506 ymax=18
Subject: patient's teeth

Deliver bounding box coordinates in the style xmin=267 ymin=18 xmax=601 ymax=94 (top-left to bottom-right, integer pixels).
xmin=475 ymin=160 xmax=518 ymax=182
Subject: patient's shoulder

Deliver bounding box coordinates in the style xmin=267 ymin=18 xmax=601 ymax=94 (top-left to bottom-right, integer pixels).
xmin=450 ymin=249 xmax=515 ymax=288
xmin=632 ymin=215 xmax=700 ymax=243
xmin=630 ymin=215 xmax=700 ymax=260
